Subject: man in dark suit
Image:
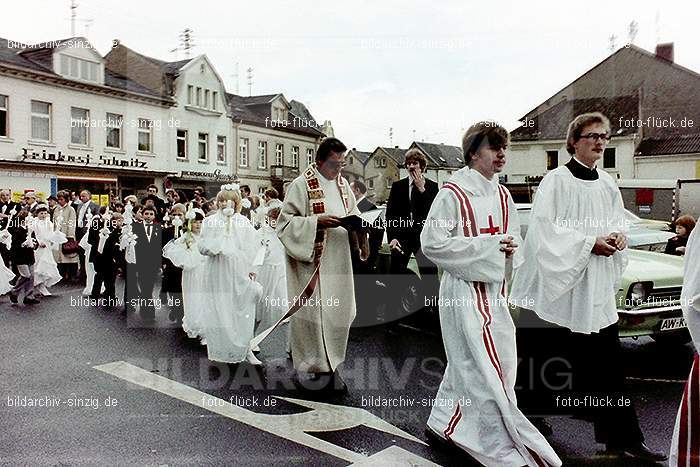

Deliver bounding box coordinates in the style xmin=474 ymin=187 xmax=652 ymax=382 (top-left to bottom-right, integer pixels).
xmin=23 ymin=192 xmax=39 ymax=214
xmin=351 ymin=180 xmax=384 ymax=273
xmin=240 ymin=184 xmax=252 ymax=219
xmin=385 ymin=149 xmax=439 ymax=323
xmin=76 ymin=190 xmax=100 ymax=281
xmin=90 ymin=213 xmax=123 ymax=303
xmin=0 ymin=188 xmax=19 ymax=269
xmin=131 ymin=206 xmax=162 ymax=321
xmin=141 ymin=184 xmax=166 ymax=221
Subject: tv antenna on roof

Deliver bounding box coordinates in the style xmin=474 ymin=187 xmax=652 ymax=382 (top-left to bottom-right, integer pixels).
xmin=628 ymin=20 xmax=639 ymax=45
xmin=179 ymin=28 xmax=194 ymax=58
xmin=70 ymin=0 xmax=78 ymax=37
xmin=231 ymin=62 xmax=240 ymax=94
xmin=246 ymin=67 xmax=254 ymax=96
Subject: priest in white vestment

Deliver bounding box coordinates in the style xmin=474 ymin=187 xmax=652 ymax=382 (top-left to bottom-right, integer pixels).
xmin=422 ymin=122 xmax=561 ymax=467
xmin=510 ymin=112 xmax=666 ymax=462
xmin=277 ymin=137 xmax=362 ymax=390
xmin=670 ymin=226 xmax=700 ymax=465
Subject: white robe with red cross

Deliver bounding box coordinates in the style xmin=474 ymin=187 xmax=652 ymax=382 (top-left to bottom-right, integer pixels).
xmin=670 ymin=226 xmax=700 ymax=466
xmin=421 ymin=167 xmax=561 ymax=467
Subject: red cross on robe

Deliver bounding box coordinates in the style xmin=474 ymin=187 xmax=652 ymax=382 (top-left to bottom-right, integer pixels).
xmin=479 ymin=215 xmax=500 ymax=236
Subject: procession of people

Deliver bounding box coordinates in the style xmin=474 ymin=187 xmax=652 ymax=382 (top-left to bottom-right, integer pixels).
xmin=1 ymin=116 xmax=698 ymax=465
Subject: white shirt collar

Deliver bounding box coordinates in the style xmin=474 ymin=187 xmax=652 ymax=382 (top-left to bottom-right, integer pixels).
xmin=356 ymin=195 xmax=366 ymax=204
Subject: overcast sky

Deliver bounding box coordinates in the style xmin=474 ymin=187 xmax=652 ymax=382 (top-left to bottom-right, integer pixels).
xmin=4 ymin=0 xmax=700 ymax=151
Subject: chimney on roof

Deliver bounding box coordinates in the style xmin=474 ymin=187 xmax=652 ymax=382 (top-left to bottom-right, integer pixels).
xmin=394 ymin=145 xmax=399 ymax=148
xmin=352 ymin=147 xmax=356 ymax=151
xmin=655 ymin=43 xmax=674 ymax=63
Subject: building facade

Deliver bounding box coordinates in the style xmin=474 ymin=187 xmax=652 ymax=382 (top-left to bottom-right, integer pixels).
xmin=0 ymin=37 xmax=330 ymax=202
xmin=504 ymin=43 xmax=700 ymax=201
xmin=229 ymin=93 xmax=325 ymax=196
xmin=0 ymin=37 xmax=175 ymax=202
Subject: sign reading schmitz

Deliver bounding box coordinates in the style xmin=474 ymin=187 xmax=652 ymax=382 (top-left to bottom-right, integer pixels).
xmin=180 ymin=169 xmax=237 ymax=182
xmin=20 ymin=148 xmax=148 ymax=169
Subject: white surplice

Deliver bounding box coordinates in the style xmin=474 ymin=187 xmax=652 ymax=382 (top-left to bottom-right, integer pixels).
xmin=197 ymin=212 xmax=263 ymax=363
xmin=670 ymin=227 xmax=700 ymax=466
xmin=277 ymin=169 xmax=359 ymax=373
xmin=509 ymin=166 xmax=629 ymax=334
xmin=421 ymin=167 xmax=561 ymax=467
xmin=255 ymin=223 xmax=288 ymax=330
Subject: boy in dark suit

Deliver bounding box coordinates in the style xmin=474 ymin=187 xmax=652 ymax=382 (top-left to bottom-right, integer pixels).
xmin=131 ymin=206 xmax=162 ymax=321
xmin=90 ymin=212 xmax=123 ymax=303
xmin=8 ymin=211 xmax=39 ymax=305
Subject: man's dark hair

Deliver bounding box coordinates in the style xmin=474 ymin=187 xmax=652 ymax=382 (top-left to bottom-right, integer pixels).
xmin=352 ymin=180 xmax=367 ymax=194
xmin=240 ymin=185 xmax=251 ymax=196
xmin=404 ymin=148 xmax=428 ymax=171
xmin=146 ymin=184 xmax=158 ymax=192
xmin=462 ymin=122 xmax=510 ymax=167
xmin=316 ymin=137 xmax=347 ymax=163
xmin=142 ymin=206 xmax=156 ymax=214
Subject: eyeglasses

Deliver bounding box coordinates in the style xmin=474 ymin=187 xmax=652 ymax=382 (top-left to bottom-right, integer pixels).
xmin=580 ymin=133 xmax=611 ymax=142
xmin=323 ymin=161 xmax=347 ymax=169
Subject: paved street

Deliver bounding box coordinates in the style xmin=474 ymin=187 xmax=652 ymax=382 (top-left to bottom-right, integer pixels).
xmin=0 ymin=280 xmax=694 ymax=466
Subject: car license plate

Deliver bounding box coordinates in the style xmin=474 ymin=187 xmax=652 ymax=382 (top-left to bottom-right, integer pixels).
xmin=660 ymin=317 xmax=687 ymax=331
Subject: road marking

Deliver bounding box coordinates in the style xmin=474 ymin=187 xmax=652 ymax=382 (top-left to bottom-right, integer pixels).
xmin=349 ymin=446 xmax=441 ymax=466
xmin=94 ymin=361 xmax=428 ymax=464
xmin=627 ymin=376 xmax=687 ymax=384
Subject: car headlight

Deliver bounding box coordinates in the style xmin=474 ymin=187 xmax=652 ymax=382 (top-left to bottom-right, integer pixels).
xmin=628 ymin=282 xmax=651 ymax=306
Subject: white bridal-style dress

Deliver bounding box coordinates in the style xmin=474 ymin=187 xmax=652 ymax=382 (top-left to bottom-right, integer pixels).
xmin=32 ymin=218 xmax=66 ymax=294
xmin=197 ymin=212 xmax=263 ymax=363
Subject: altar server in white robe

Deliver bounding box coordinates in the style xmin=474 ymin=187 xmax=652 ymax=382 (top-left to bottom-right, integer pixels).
xmin=422 ymin=122 xmax=561 ymax=467
xmin=255 ymin=205 xmax=288 ymax=330
xmin=670 ymin=226 xmax=700 ymax=466
xmin=510 ymin=112 xmax=666 ymax=462
xmin=197 ymin=185 xmax=263 ymax=365
xmin=277 ymin=137 xmax=364 ymax=390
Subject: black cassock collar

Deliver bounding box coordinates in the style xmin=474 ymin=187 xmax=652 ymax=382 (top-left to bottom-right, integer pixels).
xmin=565 ymin=157 xmax=599 ymax=181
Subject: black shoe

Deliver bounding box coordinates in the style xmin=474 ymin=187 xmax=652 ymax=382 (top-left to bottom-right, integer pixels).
xmin=605 ymin=442 xmax=668 ymax=462
xmin=330 ymin=372 xmax=348 ymax=394
xmin=425 ymin=427 xmax=459 ymax=453
xmin=9 ymin=292 xmax=18 ymax=304
xmin=23 ymin=297 xmax=40 ymax=305
xmin=530 ymin=417 xmax=553 ymax=437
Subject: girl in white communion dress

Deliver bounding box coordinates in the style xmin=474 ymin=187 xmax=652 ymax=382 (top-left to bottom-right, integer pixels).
xmin=197 ymin=185 xmax=264 ymax=365
xmin=162 ymin=207 xmax=206 ymax=341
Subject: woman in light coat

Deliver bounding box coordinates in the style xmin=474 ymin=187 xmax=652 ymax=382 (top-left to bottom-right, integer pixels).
xmin=53 ymin=190 xmax=79 ymax=280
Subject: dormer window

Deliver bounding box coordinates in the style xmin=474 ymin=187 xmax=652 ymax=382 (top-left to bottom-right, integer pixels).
xmin=59 ymin=54 xmax=99 ymax=83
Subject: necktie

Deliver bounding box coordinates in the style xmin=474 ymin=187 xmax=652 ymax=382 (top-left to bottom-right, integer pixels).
xmin=410 ymin=184 xmax=418 ymax=221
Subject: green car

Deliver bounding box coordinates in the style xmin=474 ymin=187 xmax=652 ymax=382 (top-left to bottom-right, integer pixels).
xmin=616 ymin=248 xmax=687 ymax=344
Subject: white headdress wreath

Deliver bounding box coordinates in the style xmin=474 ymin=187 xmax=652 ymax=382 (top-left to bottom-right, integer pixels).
xmin=221 ymin=183 xmax=240 ymax=192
